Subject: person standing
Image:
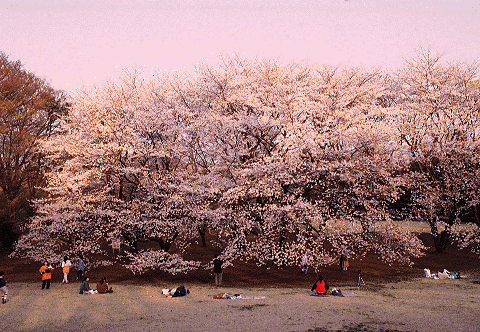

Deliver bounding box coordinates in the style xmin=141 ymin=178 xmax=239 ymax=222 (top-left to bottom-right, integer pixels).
xmin=340 ymin=254 xmax=349 ymax=271
xmin=213 ymin=254 xmax=223 ymax=286
xmin=39 ymin=262 xmax=54 ymax=289
xmin=61 ymin=256 xmax=72 ymax=283
xmin=0 ymin=271 xmax=8 ymax=304
xmin=301 ymin=252 xmax=309 ymax=274
xmin=77 ymin=256 xmax=84 ymax=281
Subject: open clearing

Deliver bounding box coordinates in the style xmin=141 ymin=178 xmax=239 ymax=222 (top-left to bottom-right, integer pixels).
xmin=1 ymin=274 xmax=480 ymax=332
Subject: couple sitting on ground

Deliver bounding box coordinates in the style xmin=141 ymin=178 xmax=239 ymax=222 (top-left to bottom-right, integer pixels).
xmin=79 ymin=276 xmax=113 ymax=294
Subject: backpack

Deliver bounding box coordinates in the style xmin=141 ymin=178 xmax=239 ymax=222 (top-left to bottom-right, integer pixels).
xmin=173 ymin=285 xmax=188 ymax=297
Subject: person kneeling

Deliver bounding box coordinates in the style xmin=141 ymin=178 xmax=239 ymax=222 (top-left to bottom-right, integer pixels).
xmin=96 ymin=277 xmax=113 ymax=294
xmin=79 ymin=277 xmax=97 ymax=294
xmin=311 ymin=276 xmax=330 ymax=295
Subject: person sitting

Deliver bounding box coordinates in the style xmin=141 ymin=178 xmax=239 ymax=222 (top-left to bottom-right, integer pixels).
xmin=96 ymin=277 xmax=113 ymax=294
xmin=311 ymin=276 xmax=330 ymax=295
xmin=79 ymin=277 xmax=97 ymax=294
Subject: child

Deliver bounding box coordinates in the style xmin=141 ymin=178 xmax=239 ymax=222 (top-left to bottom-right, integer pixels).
xmin=0 ymin=271 xmax=8 ymax=304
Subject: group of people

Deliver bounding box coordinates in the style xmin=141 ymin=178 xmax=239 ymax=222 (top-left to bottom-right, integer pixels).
xmin=39 ymin=256 xmax=85 ymax=290
xmin=0 ymin=269 xmax=330 ymax=305
xmin=79 ymin=276 xmax=113 ymax=294
xmin=0 ymin=253 xmax=338 ymax=304
xmin=38 ymin=256 xmax=112 ymax=295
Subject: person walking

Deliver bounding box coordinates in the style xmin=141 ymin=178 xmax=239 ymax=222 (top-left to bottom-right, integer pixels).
xmin=76 ymin=256 xmax=84 ymax=281
xmin=39 ymin=262 xmax=54 ymax=289
xmin=0 ymin=271 xmax=8 ymax=304
xmin=61 ymin=256 xmax=72 ymax=283
xmin=213 ymin=254 xmax=223 ymax=286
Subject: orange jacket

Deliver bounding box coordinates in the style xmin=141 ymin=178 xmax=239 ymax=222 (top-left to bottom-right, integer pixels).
xmin=39 ymin=265 xmax=53 ymax=280
xmin=62 ymin=260 xmax=71 ymax=273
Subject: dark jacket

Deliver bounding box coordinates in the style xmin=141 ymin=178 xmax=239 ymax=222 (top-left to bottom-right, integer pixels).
xmin=213 ymin=258 xmax=222 ymax=274
xmin=79 ymin=280 xmax=91 ymax=294
xmin=0 ymin=277 xmax=6 ymax=288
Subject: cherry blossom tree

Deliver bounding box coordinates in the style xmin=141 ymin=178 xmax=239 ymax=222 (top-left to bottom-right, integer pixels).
xmin=13 ymin=57 xmax=432 ymax=274
xmin=192 ymin=58 xmax=425 ymax=269
xmin=392 ymin=50 xmax=480 ymax=253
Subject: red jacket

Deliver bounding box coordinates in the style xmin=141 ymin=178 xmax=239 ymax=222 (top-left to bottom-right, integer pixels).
xmin=311 ymin=280 xmax=328 ymax=294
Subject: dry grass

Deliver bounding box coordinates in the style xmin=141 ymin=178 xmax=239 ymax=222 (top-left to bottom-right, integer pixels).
xmin=1 ymin=274 xmax=480 ymax=332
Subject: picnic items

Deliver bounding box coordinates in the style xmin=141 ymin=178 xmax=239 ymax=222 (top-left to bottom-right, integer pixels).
xmin=424 ymin=268 xmax=460 ymax=280
xmin=213 ymin=293 xmax=265 ymax=299
xmin=162 ymin=286 xmax=190 ymax=297
xmin=310 ymin=288 xmax=358 ymax=297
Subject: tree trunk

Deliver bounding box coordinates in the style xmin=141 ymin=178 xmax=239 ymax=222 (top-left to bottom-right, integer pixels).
xmin=433 ymin=230 xmax=449 ymax=253
xmin=198 ymin=227 xmax=207 ymax=247
xmin=154 ymin=232 xmax=179 ymax=252
xmin=428 ymin=216 xmax=449 ymax=253
xmin=474 ymin=204 xmax=480 ymax=226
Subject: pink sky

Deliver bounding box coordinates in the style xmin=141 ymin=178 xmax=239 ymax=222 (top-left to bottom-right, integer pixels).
xmin=1 ymin=0 xmax=479 ymax=92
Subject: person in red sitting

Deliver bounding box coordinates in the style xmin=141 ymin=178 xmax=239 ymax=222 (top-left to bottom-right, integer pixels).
xmin=96 ymin=277 xmax=113 ymax=294
xmin=311 ymin=276 xmax=330 ymax=295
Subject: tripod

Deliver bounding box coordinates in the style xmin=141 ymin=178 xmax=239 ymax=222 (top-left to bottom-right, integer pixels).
xmin=357 ymin=270 xmax=366 ymax=290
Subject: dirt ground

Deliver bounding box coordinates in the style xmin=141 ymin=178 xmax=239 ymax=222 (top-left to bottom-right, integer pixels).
xmin=2 ymin=240 xmax=480 ymax=288
xmin=1 ymin=276 xmax=480 ymax=332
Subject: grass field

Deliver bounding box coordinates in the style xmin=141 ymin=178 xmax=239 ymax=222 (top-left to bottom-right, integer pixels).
xmin=1 ymin=274 xmax=480 ymax=332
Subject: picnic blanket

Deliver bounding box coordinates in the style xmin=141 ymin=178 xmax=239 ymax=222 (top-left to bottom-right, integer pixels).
xmin=213 ymin=293 xmax=265 ymax=299
xmin=310 ymin=292 xmax=358 ymax=297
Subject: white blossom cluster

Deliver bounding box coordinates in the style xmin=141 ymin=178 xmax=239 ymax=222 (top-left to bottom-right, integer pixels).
xmin=124 ymin=250 xmax=201 ymax=275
